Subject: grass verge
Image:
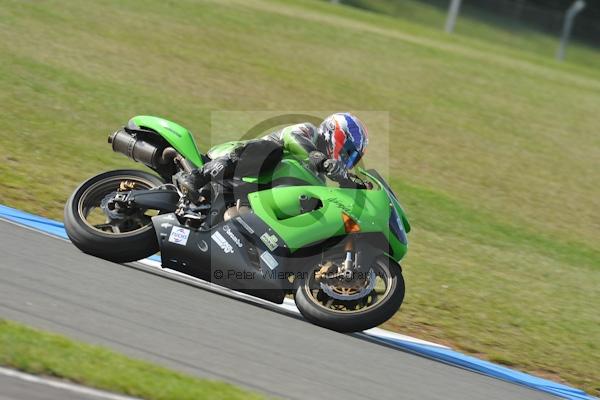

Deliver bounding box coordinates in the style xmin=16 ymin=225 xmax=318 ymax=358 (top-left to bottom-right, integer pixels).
xmin=0 ymin=319 xmax=266 ymax=400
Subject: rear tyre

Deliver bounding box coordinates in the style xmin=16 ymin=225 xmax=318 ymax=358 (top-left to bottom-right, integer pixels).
xmin=294 ymin=256 xmax=404 ymax=332
xmin=64 ymin=169 xmax=165 ymax=263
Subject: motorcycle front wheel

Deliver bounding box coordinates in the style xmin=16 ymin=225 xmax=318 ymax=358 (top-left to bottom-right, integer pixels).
xmin=64 ymin=169 xmax=165 ymax=263
xmin=294 ymin=256 xmax=404 ymax=332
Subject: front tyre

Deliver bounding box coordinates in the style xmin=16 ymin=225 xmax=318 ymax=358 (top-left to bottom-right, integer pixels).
xmin=64 ymin=169 xmax=165 ymax=263
xmin=294 ymin=256 xmax=404 ymax=332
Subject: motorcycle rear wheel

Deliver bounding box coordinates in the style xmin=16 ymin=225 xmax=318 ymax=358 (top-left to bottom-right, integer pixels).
xmin=64 ymin=169 xmax=165 ymax=263
xmin=294 ymin=256 xmax=404 ymax=332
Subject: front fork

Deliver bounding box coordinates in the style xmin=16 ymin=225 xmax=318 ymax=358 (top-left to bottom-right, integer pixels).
xmin=315 ymin=238 xmax=357 ymax=282
xmin=341 ymin=238 xmax=356 ymax=277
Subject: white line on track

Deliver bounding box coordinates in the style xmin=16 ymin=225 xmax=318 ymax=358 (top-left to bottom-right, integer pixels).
xmin=0 ymin=367 xmax=140 ymax=400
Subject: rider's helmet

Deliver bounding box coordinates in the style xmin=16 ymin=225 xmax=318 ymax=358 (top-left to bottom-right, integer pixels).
xmin=318 ymin=113 xmax=368 ymax=169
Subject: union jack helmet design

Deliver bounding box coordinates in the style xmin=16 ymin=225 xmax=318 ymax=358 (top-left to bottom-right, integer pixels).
xmin=318 ymin=113 xmax=368 ymax=169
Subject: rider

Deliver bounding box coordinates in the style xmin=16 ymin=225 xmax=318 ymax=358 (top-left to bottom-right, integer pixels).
xmin=179 ymin=112 xmax=369 ymax=201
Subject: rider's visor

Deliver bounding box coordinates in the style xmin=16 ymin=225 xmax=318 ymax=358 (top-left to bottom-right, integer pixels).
xmin=344 ymin=150 xmax=361 ymax=169
xmin=339 ymin=141 xmax=362 ymax=169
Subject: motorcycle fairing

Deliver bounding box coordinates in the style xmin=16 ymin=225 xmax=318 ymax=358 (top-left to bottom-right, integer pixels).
xmin=128 ymin=115 xmax=204 ymax=168
xmin=247 ymin=184 xmax=408 ymax=262
xmin=152 ymin=213 xmax=290 ymax=303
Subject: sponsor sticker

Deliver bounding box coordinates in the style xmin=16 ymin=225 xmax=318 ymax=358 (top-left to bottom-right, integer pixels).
xmin=260 ymin=251 xmax=279 ymax=270
xmin=168 ymin=227 xmax=190 ymax=246
xmin=260 ymin=232 xmax=279 ymax=251
xmin=235 ymin=217 xmax=254 ymax=234
xmin=211 ymin=231 xmax=234 ymax=254
xmin=223 ymin=225 xmax=243 ymax=248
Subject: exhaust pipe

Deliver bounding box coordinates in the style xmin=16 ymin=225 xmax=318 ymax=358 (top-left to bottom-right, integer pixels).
xmin=109 ymin=129 xmax=176 ymax=168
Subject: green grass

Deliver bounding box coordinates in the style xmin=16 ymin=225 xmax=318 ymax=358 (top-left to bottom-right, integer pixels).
xmin=341 ymin=0 xmax=600 ymax=77
xmin=0 ymin=0 xmax=598 ymax=395
xmin=0 ymin=320 xmax=265 ymax=400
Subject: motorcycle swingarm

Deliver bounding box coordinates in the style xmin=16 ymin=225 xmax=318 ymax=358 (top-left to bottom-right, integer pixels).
xmin=114 ymin=189 xmax=180 ymax=213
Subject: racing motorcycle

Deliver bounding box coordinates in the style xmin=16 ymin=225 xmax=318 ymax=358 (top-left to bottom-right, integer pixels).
xmin=64 ymin=116 xmax=411 ymax=332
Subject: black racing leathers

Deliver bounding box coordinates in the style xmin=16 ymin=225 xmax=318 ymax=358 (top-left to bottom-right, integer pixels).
xmin=178 ymin=123 xmax=367 ymax=201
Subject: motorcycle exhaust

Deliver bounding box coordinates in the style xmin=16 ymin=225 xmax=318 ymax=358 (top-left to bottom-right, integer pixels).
xmin=109 ymin=129 xmax=176 ymax=169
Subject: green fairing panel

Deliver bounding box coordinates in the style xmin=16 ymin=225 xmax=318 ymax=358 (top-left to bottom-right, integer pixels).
xmin=130 ymin=115 xmax=204 ymax=167
xmin=249 ymin=159 xmax=323 ymax=185
xmin=248 ymin=184 xmax=408 ymax=262
xmin=359 ymin=168 xmax=411 ymax=233
xmin=268 ymin=158 xmax=324 ymax=186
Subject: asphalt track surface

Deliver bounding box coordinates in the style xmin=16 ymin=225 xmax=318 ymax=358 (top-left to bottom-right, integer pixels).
xmin=0 ymin=373 xmax=132 ymax=400
xmin=0 ymin=220 xmax=556 ymax=400
xmin=0 ymin=375 xmax=91 ymax=400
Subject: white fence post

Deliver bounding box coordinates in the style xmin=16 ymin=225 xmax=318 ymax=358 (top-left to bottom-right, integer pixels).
xmin=445 ymin=0 xmax=463 ymax=34
xmin=556 ymin=0 xmax=586 ymax=61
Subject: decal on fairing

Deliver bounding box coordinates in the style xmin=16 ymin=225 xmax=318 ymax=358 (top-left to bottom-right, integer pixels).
xmin=260 ymin=251 xmax=279 ymax=270
xmin=168 ymin=227 xmax=190 ymax=246
xmin=260 ymin=232 xmax=279 ymax=251
xmin=197 ymin=240 xmax=209 ymax=252
xmin=211 ymin=231 xmax=234 ymax=254
xmin=223 ymin=225 xmax=243 ymax=248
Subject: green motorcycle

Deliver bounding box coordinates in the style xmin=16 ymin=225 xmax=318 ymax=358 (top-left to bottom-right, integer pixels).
xmin=64 ymin=116 xmax=411 ymax=332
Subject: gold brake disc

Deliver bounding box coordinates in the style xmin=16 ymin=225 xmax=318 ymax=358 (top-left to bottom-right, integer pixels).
xmin=316 ymin=262 xmax=377 ymax=301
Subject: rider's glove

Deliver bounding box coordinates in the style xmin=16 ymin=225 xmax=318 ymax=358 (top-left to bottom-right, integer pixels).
xmin=308 ymin=151 xmax=327 ymax=172
xmin=323 ymin=159 xmax=348 ymax=181
xmin=308 ymin=151 xmax=348 ymax=181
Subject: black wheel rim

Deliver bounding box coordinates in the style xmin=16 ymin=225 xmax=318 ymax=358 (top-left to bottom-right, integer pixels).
xmin=77 ymin=175 xmax=159 ymax=237
xmin=302 ymin=258 xmax=395 ymax=315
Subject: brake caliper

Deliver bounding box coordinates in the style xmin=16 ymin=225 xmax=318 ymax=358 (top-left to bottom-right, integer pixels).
xmin=118 ymin=180 xmax=136 ymax=191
